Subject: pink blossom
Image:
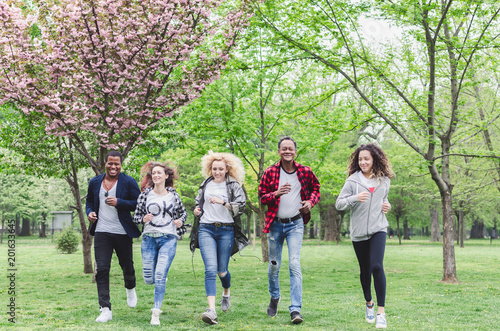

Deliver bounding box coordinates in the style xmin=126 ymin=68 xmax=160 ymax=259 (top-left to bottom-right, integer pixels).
xmin=0 ymin=0 xmax=253 ymax=153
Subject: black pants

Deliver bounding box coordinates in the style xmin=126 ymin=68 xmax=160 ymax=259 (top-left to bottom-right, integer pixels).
xmin=94 ymin=232 xmax=136 ymax=309
xmin=352 ymin=231 xmax=386 ymax=307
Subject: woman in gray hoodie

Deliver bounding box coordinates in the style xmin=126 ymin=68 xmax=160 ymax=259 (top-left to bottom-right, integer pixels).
xmin=336 ymin=144 xmax=394 ymax=329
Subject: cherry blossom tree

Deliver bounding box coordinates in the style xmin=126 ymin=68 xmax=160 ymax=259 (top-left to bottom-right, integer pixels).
xmin=0 ymin=0 xmax=253 ymax=174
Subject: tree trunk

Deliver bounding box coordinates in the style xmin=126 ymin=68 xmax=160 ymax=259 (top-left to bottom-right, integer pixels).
xmin=396 ymin=215 xmax=401 ymax=245
xmin=31 ymin=216 xmax=37 ymax=234
xmin=66 ymin=167 xmax=93 ymax=274
xmin=336 ymin=210 xmax=345 ymax=244
xmin=317 ymin=218 xmax=321 ymax=245
xmin=258 ymin=204 xmax=268 ymax=262
xmin=15 ymin=214 xmax=21 ymax=236
xmin=323 ymin=205 xmax=336 ymax=241
xmin=456 ymin=209 xmax=465 ymax=248
xmin=430 ymin=207 xmax=441 ymax=242
xmin=252 ymin=212 xmax=256 ymax=251
xmin=39 ymin=221 xmax=47 ymax=238
xmin=20 ymin=217 xmax=31 ymax=236
xmin=39 ymin=212 xmax=47 ymax=238
xmin=470 ymin=218 xmax=484 ymax=239
xmin=403 ymin=219 xmax=409 ymax=240
xmin=440 ymin=190 xmax=458 ymax=283
xmin=0 ymin=218 xmax=4 ymax=243
xmin=247 ymin=211 xmax=251 ymax=239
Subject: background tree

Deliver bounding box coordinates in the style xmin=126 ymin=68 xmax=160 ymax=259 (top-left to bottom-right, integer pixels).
xmin=0 ymin=0 xmax=254 ymax=175
xmin=256 ymin=0 xmax=500 ymax=283
xmin=0 ymin=104 xmax=95 ymax=272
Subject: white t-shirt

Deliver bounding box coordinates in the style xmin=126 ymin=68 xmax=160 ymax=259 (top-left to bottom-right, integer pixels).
xmin=277 ymin=166 xmax=301 ymax=218
xmin=200 ymin=181 xmax=233 ymax=224
xmin=359 ymin=173 xmax=377 ymax=193
xmin=142 ymin=191 xmax=178 ymax=237
xmin=96 ymin=181 xmax=126 ymax=235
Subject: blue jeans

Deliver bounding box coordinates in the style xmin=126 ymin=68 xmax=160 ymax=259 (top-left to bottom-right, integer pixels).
xmin=198 ymin=223 xmax=234 ymax=297
xmin=268 ymin=218 xmax=304 ymax=313
xmin=141 ymin=234 xmax=177 ymax=309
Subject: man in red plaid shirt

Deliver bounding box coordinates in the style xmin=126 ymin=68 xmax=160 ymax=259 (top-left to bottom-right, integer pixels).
xmin=258 ymin=137 xmax=320 ymax=324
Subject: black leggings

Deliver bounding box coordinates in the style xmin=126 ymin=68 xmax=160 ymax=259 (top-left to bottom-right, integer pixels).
xmin=352 ymin=231 xmax=386 ymax=307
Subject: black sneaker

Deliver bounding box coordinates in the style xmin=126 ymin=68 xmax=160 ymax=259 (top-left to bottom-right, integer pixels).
xmin=267 ymin=297 xmax=280 ymax=317
xmin=291 ymin=311 xmax=303 ymax=324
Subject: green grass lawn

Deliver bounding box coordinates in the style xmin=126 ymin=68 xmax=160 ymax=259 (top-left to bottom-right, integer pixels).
xmin=1 ymin=235 xmax=499 ymax=330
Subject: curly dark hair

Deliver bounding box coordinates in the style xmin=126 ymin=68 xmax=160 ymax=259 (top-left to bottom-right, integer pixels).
xmin=139 ymin=161 xmax=177 ymax=191
xmin=347 ymin=144 xmax=395 ymax=179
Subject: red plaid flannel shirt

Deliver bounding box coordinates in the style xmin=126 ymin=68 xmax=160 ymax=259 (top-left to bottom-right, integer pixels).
xmin=259 ymin=160 xmax=321 ymax=233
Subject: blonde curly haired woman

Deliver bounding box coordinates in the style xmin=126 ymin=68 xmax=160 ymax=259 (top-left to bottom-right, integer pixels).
xmin=189 ymin=151 xmax=249 ymax=325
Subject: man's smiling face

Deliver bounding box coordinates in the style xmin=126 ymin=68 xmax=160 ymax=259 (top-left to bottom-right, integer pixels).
xmin=278 ymin=139 xmax=297 ymax=163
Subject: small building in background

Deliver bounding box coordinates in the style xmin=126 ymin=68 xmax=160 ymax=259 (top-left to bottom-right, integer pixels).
xmin=51 ymin=211 xmax=73 ymax=235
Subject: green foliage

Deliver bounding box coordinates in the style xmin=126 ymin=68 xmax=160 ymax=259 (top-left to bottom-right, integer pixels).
xmin=0 ymin=173 xmax=73 ymax=223
xmin=55 ymin=227 xmax=80 ymax=254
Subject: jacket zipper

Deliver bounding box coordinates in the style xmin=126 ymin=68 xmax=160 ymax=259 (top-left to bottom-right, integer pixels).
xmin=367 ymin=189 xmax=372 ymax=236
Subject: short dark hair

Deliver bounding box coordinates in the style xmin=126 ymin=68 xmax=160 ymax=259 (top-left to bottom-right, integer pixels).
xmin=105 ymin=151 xmax=123 ymax=164
xmin=278 ymin=136 xmax=297 ymax=149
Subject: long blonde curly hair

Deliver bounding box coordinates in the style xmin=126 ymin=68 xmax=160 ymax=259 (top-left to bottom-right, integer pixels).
xmin=201 ymin=151 xmax=245 ymax=185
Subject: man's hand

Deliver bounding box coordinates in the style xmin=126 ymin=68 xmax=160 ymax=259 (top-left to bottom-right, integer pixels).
xmin=275 ymin=183 xmax=291 ymax=198
xmin=299 ymin=201 xmax=312 ymax=214
xmin=105 ymin=196 xmax=118 ymax=206
xmin=88 ymin=212 xmax=97 ymax=223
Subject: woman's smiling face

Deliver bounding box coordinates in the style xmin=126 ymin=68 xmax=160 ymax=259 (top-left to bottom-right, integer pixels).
xmin=359 ymin=150 xmax=373 ymax=175
xmin=211 ymin=160 xmax=228 ymax=183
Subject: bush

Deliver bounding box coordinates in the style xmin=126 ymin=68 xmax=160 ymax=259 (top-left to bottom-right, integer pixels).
xmin=55 ymin=227 xmax=80 ymax=254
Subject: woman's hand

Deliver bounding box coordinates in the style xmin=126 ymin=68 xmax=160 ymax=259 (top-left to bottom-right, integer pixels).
xmin=193 ymin=207 xmax=202 ymax=216
xmin=357 ymin=191 xmax=370 ymax=203
xmin=143 ymin=213 xmax=154 ymax=223
xmin=382 ymin=202 xmax=391 ymax=214
xmin=173 ymin=219 xmax=183 ymax=228
xmin=208 ymin=196 xmax=224 ymax=205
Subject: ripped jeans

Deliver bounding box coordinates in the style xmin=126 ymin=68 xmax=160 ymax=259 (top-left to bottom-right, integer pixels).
xmin=198 ymin=223 xmax=234 ymax=297
xmin=267 ymin=218 xmax=304 ymax=313
xmin=141 ymin=234 xmax=177 ymax=309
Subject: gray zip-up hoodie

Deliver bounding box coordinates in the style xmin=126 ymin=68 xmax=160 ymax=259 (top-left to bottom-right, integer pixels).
xmin=335 ymin=171 xmax=391 ymax=242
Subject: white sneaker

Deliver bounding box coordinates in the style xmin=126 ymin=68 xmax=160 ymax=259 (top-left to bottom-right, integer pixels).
xmin=95 ymin=307 xmax=112 ymax=322
xmin=376 ymin=314 xmax=387 ymax=329
xmin=365 ymin=303 xmax=375 ymax=323
xmin=151 ymin=308 xmax=162 ymax=325
xmin=126 ymin=288 xmax=137 ymax=308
